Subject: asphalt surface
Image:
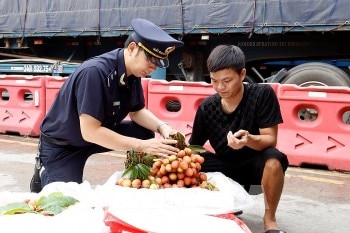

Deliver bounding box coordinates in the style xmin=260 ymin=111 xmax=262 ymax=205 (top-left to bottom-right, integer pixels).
xmin=0 ymin=134 xmax=350 ymax=233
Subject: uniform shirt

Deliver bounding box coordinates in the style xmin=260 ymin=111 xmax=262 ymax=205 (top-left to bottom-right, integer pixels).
xmin=189 ymin=83 xmax=283 ymax=155
xmin=41 ymin=49 xmax=145 ymax=146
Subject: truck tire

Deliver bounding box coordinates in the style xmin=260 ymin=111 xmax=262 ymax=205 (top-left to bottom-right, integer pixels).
xmin=166 ymin=100 xmax=181 ymax=112
xmin=281 ymin=62 xmax=350 ymax=87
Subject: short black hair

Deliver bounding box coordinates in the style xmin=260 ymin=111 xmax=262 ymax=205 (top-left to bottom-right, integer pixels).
xmin=207 ymin=45 xmax=245 ymax=73
xmin=124 ymin=34 xmax=134 ymax=48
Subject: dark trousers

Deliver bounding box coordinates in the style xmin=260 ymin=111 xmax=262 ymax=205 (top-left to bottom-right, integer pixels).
xmin=39 ymin=121 xmax=154 ymax=188
xmin=199 ymin=147 xmax=289 ymax=185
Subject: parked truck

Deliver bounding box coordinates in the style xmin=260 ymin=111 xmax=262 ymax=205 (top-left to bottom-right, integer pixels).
xmin=1 ymin=0 xmax=350 ymax=86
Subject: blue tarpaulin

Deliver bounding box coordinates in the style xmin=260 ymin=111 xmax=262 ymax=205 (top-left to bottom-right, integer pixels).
xmin=0 ymin=0 xmax=349 ymax=38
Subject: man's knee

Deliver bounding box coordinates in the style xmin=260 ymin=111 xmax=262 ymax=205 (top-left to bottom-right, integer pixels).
xmin=263 ymin=147 xmax=289 ymax=172
xmin=265 ymin=158 xmax=283 ymax=172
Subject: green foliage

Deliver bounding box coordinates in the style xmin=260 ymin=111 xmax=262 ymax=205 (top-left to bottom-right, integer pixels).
xmin=187 ymin=145 xmax=207 ymax=153
xmin=123 ymin=149 xmax=159 ymax=180
xmin=168 ymin=132 xmax=186 ymax=150
xmin=122 ymin=163 xmax=150 ymax=180
xmin=141 ymin=154 xmax=158 ymax=167
xmin=37 ymin=192 xmax=79 ymax=215
xmin=0 ymin=192 xmax=79 ymax=216
xmin=0 ymin=202 xmax=32 ymax=215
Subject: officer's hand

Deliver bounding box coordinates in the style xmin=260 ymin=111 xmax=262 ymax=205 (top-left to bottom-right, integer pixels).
xmin=141 ymin=138 xmax=179 ymax=157
xmin=158 ymin=123 xmax=178 ymax=139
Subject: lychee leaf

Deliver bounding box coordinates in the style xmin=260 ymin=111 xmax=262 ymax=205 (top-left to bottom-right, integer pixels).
xmin=0 ymin=202 xmax=33 ymax=215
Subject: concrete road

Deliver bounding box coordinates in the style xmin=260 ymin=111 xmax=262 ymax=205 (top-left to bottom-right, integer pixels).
xmin=0 ymin=134 xmax=349 ymax=233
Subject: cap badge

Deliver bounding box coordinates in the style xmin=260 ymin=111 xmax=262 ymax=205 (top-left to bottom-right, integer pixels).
xmin=152 ymin=46 xmax=175 ymax=57
xmin=164 ymin=46 xmax=175 ymax=56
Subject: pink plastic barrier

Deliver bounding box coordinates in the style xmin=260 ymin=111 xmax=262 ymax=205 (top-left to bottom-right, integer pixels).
xmin=44 ymin=77 xmax=149 ymax=114
xmin=0 ymin=75 xmax=46 ymax=136
xmin=44 ymin=76 xmax=68 ymax=113
xmin=276 ymin=84 xmax=350 ymax=171
xmin=141 ymin=78 xmax=149 ymax=107
xmin=266 ymin=82 xmax=280 ymax=93
xmin=147 ymin=79 xmax=215 ymax=141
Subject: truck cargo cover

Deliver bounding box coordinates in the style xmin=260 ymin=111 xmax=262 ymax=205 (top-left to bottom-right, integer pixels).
xmin=0 ymin=0 xmax=349 ymax=38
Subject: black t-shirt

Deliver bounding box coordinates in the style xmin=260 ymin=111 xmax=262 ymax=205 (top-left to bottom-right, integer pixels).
xmin=189 ymin=83 xmax=283 ymax=155
xmin=41 ymin=49 xmax=145 ymax=146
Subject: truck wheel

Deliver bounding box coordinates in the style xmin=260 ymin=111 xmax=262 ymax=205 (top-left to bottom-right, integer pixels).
xmin=281 ymin=62 xmax=350 ymax=87
xmin=166 ymin=100 xmax=181 ymax=112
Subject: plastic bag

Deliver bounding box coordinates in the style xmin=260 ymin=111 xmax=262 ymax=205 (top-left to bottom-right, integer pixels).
xmin=0 ymin=181 xmax=109 ymax=233
xmin=104 ymin=206 xmax=250 ymax=233
xmin=100 ymin=171 xmax=254 ymax=232
xmin=99 ymin=171 xmax=254 ymax=215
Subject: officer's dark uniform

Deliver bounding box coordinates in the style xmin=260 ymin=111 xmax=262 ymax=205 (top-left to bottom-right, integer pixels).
xmin=30 ymin=18 xmax=183 ymax=192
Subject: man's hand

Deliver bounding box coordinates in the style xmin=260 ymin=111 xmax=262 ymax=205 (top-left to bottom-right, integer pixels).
xmin=227 ymin=130 xmax=250 ymax=150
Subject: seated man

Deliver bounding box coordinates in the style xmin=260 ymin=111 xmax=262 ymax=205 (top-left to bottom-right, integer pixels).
xmin=189 ymin=45 xmax=288 ymax=233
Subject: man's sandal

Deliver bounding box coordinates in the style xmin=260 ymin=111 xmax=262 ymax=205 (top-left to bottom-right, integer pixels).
xmin=264 ymin=230 xmax=286 ymax=233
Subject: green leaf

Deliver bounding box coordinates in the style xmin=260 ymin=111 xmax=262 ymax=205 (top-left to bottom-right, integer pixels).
xmin=36 ymin=192 xmax=79 ymax=215
xmin=206 ymin=182 xmax=218 ymax=191
xmin=40 ymin=205 xmax=65 ymax=216
xmin=175 ymin=132 xmax=185 ymax=141
xmin=0 ymin=202 xmax=33 ymax=215
xmin=135 ymin=163 xmax=150 ymax=180
xmin=141 ymin=154 xmax=159 ymax=167
xmin=38 ymin=196 xmax=78 ymax=209
xmin=122 ymin=165 xmax=135 ymax=178
xmin=188 ymin=145 xmax=207 ymax=153
xmin=40 ymin=196 xmax=78 ymax=209
xmin=0 ymin=192 xmax=79 ymax=216
xmin=169 ymin=132 xmax=186 ymax=149
xmin=122 ymin=163 xmax=150 ymax=180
